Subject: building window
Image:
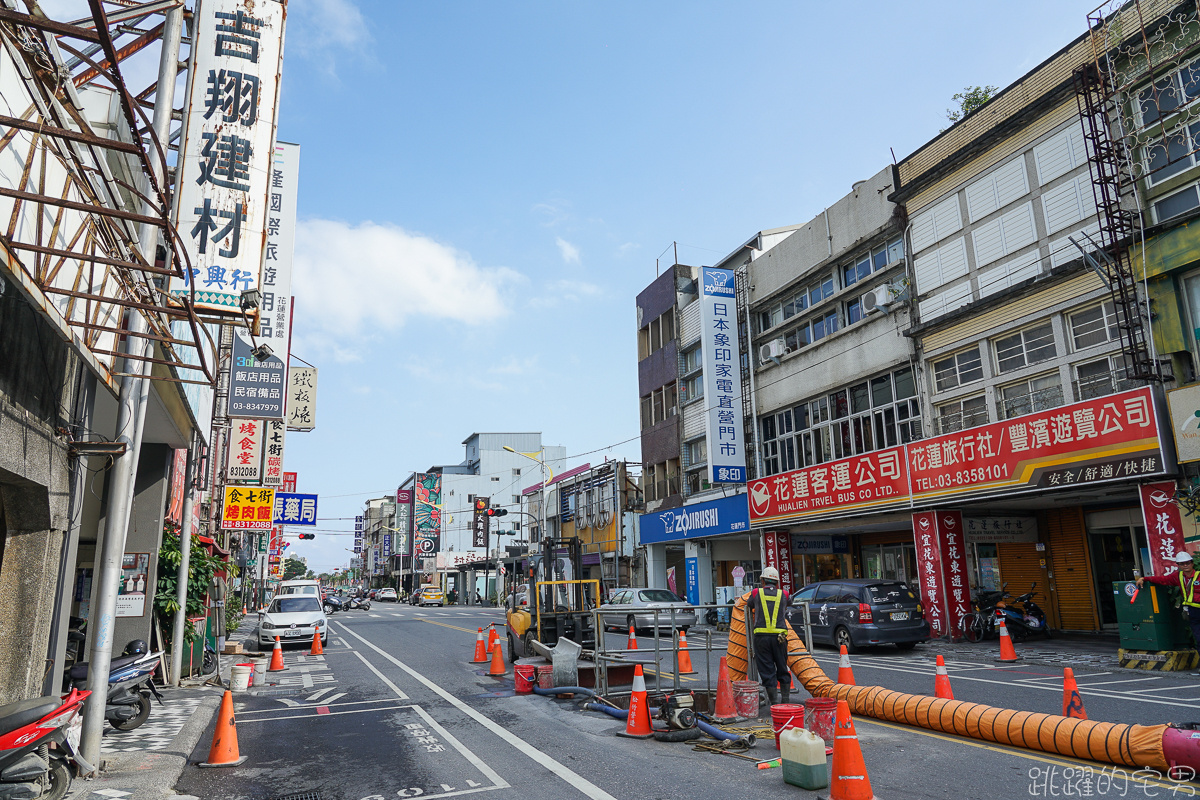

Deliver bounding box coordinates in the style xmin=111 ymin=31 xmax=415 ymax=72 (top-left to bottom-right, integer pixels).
xmin=1137 ymin=57 xmax=1200 ymax=127
xmin=1068 ymin=301 xmax=1119 ymax=350
xmin=812 ymin=310 xmax=839 ymax=341
xmin=641 ymin=385 xmax=678 ymax=427
xmin=932 ymin=346 xmax=984 ymax=391
xmin=757 ymin=273 xmax=836 ymax=334
xmin=998 ymin=372 xmax=1064 ymax=420
xmin=994 ymin=322 xmax=1057 ymax=373
xmin=685 ymin=438 xmax=707 ymax=466
xmin=843 ymin=238 xmax=904 ymax=288
xmin=937 ymin=395 xmax=988 ymax=434
xmin=683 ymin=346 xmax=702 ymax=374
xmin=1153 ymin=181 xmax=1200 ymax=222
xmin=1074 ymin=356 xmax=1133 ymax=401
xmin=843 ymin=255 xmax=872 ymax=287
xmin=512 ymin=468 xmax=521 ymax=476
xmin=1144 ymin=122 xmax=1200 ymax=185
xmin=638 ymin=309 xmax=676 ymax=360
xmin=681 ymin=373 xmax=703 ymax=404
xmin=846 ymin=299 xmax=863 ymax=325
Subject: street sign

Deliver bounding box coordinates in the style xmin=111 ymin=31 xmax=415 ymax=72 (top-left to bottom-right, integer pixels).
xmin=225 ymin=419 xmax=264 ymax=482
xmin=228 ymin=329 xmax=286 ymax=420
xmin=272 ymin=492 xmax=318 ymax=526
xmin=287 ymin=366 xmax=317 ymax=431
xmin=261 ymin=418 xmax=285 ymax=486
xmin=221 ymin=487 xmax=275 ymax=530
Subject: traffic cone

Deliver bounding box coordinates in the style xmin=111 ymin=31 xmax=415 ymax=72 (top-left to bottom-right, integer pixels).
xmin=821 ymin=699 xmax=876 ymax=800
xmin=837 ymin=645 xmax=856 ymax=685
xmin=675 ymin=629 xmax=696 ymax=675
xmin=267 ymin=636 xmax=285 ymax=672
xmin=471 ymin=628 xmax=488 ymax=663
xmin=488 ymin=641 xmax=506 ymax=676
xmin=487 ymin=625 xmax=499 ymax=652
xmin=1062 ymin=667 xmax=1087 ymax=719
xmin=309 ymin=630 xmax=323 ymax=656
xmin=713 ymin=655 xmax=738 ymax=721
xmin=617 ymin=664 xmax=653 ymax=738
xmin=199 ymin=690 xmax=248 ymax=767
xmin=996 ymin=618 xmax=1021 ymax=662
xmin=627 ymin=624 xmax=638 ymax=651
xmin=934 ymin=655 xmax=953 ymax=700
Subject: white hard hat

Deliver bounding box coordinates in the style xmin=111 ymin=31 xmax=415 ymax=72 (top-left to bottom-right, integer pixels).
xmin=761 ymin=566 xmax=780 ymax=582
xmin=1173 ymin=551 xmax=1194 ymax=563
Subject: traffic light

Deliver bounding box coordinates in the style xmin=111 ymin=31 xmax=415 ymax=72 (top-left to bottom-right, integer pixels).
xmin=298 ymin=533 xmax=315 ymax=540
xmin=486 ymin=507 xmax=509 ymax=518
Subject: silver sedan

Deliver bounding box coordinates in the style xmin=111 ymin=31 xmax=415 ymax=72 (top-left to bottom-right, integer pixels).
xmin=599 ymin=588 xmax=697 ymax=634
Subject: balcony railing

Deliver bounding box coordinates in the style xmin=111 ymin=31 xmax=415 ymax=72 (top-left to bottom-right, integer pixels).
xmin=646 ymin=476 xmax=681 ymax=502
xmin=1072 ymin=368 xmax=1138 ymax=402
xmin=998 ymin=384 xmax=1065 ymax=421
xmin=937 ymin=407 xmax=990 ymax=435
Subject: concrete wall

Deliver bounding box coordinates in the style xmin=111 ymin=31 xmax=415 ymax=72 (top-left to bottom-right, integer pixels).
xmin=638 ymin=340 xmax=677 ymax=395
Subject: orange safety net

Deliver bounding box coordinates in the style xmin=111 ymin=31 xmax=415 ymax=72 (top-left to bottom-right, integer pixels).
xmin=727 ymin=593 xmax=1167 ymax=770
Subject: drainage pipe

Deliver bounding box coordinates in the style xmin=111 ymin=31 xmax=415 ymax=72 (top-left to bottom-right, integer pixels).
xmin=581 ymin=703 xmax=742 ymax=744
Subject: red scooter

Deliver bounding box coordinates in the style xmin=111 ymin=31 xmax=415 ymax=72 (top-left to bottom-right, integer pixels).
xmin=0 ymin=687 xmax=93 ymax=800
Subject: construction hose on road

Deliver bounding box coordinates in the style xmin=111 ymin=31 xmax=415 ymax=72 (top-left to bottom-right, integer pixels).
xmin=581 ymin=702 xmax=744 ymax=744
xmin=727 ymin=594 xmax=1198 ymax=773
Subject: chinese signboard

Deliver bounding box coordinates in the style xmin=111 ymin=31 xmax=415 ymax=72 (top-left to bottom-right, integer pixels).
xmin=763 ymin=531 xmax=795 ymax=595
xmin=288 ymin=366 xmax=317 ymax=431
xmin=354 ymin=515 xmax=363 ymax=553
xmin=414 ymin=473 xmax=443 ymax=555
xmin=396 ymin=490 xmax=412 ymax=556
xmin=684 ymin=556 xmax=700 ymax=605
xmin=912 ymin=511 xmax=971 ymax=639
xmin=261 ymin=418 xmax=285 ymax=486
xmin=272 ymin=492 xmax=318 ymax=526
xmin=1139 ymin=481 xmax=1188 ymax=578
xmin=472 ymin=497 xmax=489 ymax=549
xmin=282 ymin=472 xmax=297 ymax=493
xmin=259 ymin=142 xmax=297 ymax=347
xmin=225 ymin=419 xmax=263 ymax=482
xmin=638 ymin=494 xmax=750 ymax=544
xmin=748 ymin=447 xmax=908 ymax=525
xmin=963 ymin=517 xmax=1038 ymax=544
xmin=1167 ymin=384 xmax=1200 ymax=464
xmin=172 ymin=0 xmax=287 ymax=313
xmin=167 ymin=449 xmax=188 ymax=524
xmin=698 ymin=267 xmax=746 ymax=484
xmin=221 ymin=486 xmax=275 ymax=530
xmin=228 ymin=329 xmax=286 ymax=419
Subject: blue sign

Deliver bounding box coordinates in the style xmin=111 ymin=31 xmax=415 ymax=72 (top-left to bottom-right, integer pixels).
xmin=684 ymin=557 xmax=700 ymax=605
xmin=698 ymin=267 xmax=746 ymax=485
xmin=639 ymin=494 xmax=750 ymax=545
xmin=273 ymin=492 xmax=318 ymax=526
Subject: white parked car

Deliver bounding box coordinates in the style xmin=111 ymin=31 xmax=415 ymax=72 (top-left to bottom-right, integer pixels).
xmin=259 ymin=595 xmax=327 ymax=649
xmin=377 ymin=588 xmax=398 ymax=602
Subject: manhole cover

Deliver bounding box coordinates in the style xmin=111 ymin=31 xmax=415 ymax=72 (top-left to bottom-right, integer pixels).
xmin=248 ymin=687 xmax=306 ymax=697
xmin=271 ymin=793 xmax=322 ymax=800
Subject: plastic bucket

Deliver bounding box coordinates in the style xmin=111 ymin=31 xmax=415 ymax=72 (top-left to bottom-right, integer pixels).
xmin=230 ymin=665 xmax=252 ymax=692
xmin=236 ymin=662 xmax=255 ymax=687
xmin=732 ymin=680 xmax=760 ymax=718
xmin=770 ymin=703 xmax=806 ymax=749
xmin=804 ymin=697 xmax=837 ymax=746
xmin=536 ymin=665 xmax=554 ymax=690
xmin=514 ymin=664 xmax=536 ymax=694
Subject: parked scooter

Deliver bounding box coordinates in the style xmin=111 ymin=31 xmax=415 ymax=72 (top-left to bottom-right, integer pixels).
xmin=0 ymin=687 xmax=94 ymax=800
xmin=66 ymin=640 xmax=162 ymax=731
xmin=995 ymin=583 xmax=1051 ymax=641
xmin=345 ymin=596 xmax=371 ymax=611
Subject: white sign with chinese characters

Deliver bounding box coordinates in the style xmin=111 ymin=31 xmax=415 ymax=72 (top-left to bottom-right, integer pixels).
xmin=171 ymin=0 xmax=286 ymax=313
xmin=225 ymin=419 xmax=264 ymax=482
xmin=259 ymin=142 xmax=297 ymax=346
xmin=261 ymin=418 xmax=285 ymax=486
xmin=698 ymin=267 xmax=746 ymax=484
xmin=963 ymin=517 xmax=1038 ymax=544
xmin=288 ymin=366 xmax=317 ymax=431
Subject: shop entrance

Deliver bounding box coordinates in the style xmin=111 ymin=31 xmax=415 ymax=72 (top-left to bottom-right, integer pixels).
xmin=862 ymin=544 xmax=916 ymax=584
xmin=1087 ymin=525 xmax=1147 ymax=627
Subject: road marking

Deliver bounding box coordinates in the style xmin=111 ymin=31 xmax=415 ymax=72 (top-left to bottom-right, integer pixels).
xmin=302 ymin=673 xmax=313 ymax=688
xmin=336 ymin=621 xmax=617 ymax=800
xmin=240 ymin=704 xmax=412 ymax=723
xmin=244 ymin=699 xmax=403 ymax=715
xmin=1071 ymin=676 xmax=1163 ymax=687
xmin=423 ymin=619 xmax=479 ymax=634
xmin=351 ymin=650 xmax=410 ymax=699
xmin=368 ymin=613 xmax=382 ymax=618
xmin=337 ymin=638 xmax=350 ymax=648
xmin=414 ymin=612 xmax=427 ymax=617
xmin=306 ymin=688 xmax=335 ymax=702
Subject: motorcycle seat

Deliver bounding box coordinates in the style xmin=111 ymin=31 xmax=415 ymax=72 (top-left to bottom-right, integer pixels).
xmin=0 ymin=697 xmax=62 ymax=736
xmin=69 ymin=652 xmax=143 ymax=682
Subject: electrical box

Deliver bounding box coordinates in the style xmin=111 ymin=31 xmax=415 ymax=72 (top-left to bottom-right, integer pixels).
xmin=1114 ymin=581 xmax=1195 ymax=651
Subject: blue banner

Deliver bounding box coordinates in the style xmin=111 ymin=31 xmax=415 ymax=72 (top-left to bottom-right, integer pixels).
xmin=273 ymin=492 xmax=318 ymax=526
xmin=685 ymin=557 xmax=700 ymax=605
xmin=639 ymin=494 xmax=750 ymax=544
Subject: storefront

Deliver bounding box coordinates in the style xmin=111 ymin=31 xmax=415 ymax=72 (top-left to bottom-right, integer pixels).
xmin=639 ymin=493 xmax=752 ymax=605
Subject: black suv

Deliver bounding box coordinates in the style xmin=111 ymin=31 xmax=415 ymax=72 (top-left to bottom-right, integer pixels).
xmin=787 ymin=579 xmax=930 ymax=653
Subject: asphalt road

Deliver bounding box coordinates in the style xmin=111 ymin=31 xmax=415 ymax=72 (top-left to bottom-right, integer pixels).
xmin=175 ymin=605 xmax=1200 ymax=800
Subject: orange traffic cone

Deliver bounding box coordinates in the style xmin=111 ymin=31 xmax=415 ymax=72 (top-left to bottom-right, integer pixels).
xmin=713 ymin=655 xmax=738 ymax=721
xmin=617 ymin=664 xmax=653 ymax=738
xmin=487 ymin=625 xmax=499 ymax=652
xmin=309 ymin=630 xmax=324 ymax=656
xmin=627 ymin=624 xmax=638 ymax=651
xmin=837 ymin=645 xmax=856 ymax=685
xmin=199 ymin=690 xmax=248 ymax=767
xmin=1062 ymin=668 xmax=1087 ymax=719
xmin=267 ymin=636 xmax=285 ymax=672
xmin=823 ymin=699 xmax=876 ymax=800
xmin=472 ymin=628 xmax=488 ymax=663
xmin=996 ymin=618 xmax=1020 ymax=662
xmin=675 ymin=630 xmax=696 ymax=675
xmin=934 ymin=655 xmax=953 ymax=700
xmin=488 ymin=641 xmax=506 ymax=676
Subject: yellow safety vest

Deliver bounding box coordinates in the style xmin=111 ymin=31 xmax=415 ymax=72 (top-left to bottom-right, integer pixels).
xmin=1181 ymin=572 xmax=1200 ymax=609
xmin=753 ymin=588 xmax=785 ymax=635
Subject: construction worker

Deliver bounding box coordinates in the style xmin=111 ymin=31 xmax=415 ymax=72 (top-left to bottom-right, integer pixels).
xmin=748 ymin=566 xmax=791 ymax=707
xmin=1136 ymin=551 xmax=1199 ymax=645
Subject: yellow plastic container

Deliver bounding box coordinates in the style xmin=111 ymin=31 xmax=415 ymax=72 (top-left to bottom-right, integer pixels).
xmin=780 ymin=727 xmax=827 ymax=790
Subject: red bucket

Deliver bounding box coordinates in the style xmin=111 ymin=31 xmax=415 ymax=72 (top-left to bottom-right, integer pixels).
xmin=804 ymin=697 xmax=837 ymax=746
xmin=731 ymin=680 xmax=759 ymax=719
xmin=514 ymin=664 xmax=536 ymax=694
xmin=536 ymin=665 xmax=554 ymax=690
xmin=770 ymin=703 xmax=806 ymax=749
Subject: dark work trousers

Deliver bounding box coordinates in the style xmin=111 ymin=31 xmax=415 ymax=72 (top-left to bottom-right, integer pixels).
xmin=753 ymin=633 xmax=791 ymax=691
xmin=1189 ymin=606 xmax=1200 ymax=648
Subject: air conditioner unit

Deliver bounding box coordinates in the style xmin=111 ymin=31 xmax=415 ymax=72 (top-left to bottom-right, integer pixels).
xmin=861 ymin=282 xmax=909 ymax=314
xmin=758 ymin=337 xmax=789 ymax=363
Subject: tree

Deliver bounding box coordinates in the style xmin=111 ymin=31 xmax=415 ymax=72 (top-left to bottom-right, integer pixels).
xmin=282 ymin=557 xmax=308 ymax=581
xmin=946 ymin=85 xmax=999 ymax=125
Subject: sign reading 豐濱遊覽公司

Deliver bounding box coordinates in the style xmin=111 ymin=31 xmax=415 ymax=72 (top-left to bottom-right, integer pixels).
xmin=639 ymin=494 xmax=749 ymax=545
xmin=171 ymin=0 xmax=286 ymax=314
xmin=698 ymin=267 xmax=746 ymax=484
xmin=272 ymin=492 xmax=317 ymax=526
xmin=259 ymin=143 xmax=298 ymax=347
xmin=228 ymin=329 xmax=286 ymax=419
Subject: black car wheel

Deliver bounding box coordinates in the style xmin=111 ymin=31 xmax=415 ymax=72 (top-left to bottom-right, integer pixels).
xmin=834 ymin=626 xmax=858 ymax=654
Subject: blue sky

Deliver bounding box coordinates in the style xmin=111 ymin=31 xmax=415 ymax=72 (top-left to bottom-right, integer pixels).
xmin=280 ymin=0 xmax=1102 ymax=573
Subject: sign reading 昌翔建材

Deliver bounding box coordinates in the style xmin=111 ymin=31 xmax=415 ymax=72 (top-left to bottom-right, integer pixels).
xmin=698 ymin=267 xmax=746 ymax=484
xmin=221 ymin=486 xmax=275 ymax=530
xmin=228 ymin=329 xmax=286 ymax=419
xmin=272 ymin=492 xmax=318 ymax=526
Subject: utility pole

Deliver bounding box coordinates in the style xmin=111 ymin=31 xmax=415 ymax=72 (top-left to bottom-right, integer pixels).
xmin=170 ymin=439 xmax=197 ymax=686
xmin=80 ymin=5 xmax=184 ymax=765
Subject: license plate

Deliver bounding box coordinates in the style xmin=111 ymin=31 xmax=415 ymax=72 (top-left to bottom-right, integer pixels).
xmin=283 ymin=629 xmax=305 ymax=637
xmin=890 ymin=611 xmax=909 ymax=621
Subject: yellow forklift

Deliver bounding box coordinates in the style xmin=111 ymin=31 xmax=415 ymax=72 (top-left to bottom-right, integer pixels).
xmin=505 ymin=537 xmax=600 ymax=661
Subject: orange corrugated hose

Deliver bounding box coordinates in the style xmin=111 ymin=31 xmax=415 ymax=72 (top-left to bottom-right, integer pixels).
xmin=727 ymin=593 xmax=1174 ymax=770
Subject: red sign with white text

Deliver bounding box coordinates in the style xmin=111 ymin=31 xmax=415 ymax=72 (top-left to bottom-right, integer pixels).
xmin=1140 ymin=481 xmax=1188 ymax=578
xmin=776 ymin=532 xmax=794 ymax=595
xmin=282 ymin=472 xmax=297 ymax=493
xmin=936 ymin=511 xmax=971 ymax=639
xmin=763 ymin=531 xmax=780 ymax=579
xmin=913 ymin=512 xmax=947 ymax=637
xmin=749 ymin=447 xmax=909 ymax=524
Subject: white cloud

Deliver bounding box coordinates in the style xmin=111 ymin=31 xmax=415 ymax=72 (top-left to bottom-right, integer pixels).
xmin=555 ymin=237 xmax=581 ymax=265
xmin=527 ymin=279 xmax=603 ymax=309
xmin=291 ymin=0 xmax=372 ymax=76
xmin=292 ymin=219 xmax=521 ymax=353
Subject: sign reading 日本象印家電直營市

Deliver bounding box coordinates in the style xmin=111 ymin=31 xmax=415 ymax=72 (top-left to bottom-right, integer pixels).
xmin=698 ymin=267 xmax=746 ymax=485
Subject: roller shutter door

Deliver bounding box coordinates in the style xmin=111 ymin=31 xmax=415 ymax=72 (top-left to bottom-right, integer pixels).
xmin=859 ymin=530 xmax=913 ymax=547
xmin=997 ymin=543 xmax=1054 ymax=628
xmin=1046 ymin=507 xmax=1100 ymax=632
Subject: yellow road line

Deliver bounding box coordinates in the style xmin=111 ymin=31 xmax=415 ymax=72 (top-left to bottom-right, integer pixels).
xmin=423 ymin=619 xmax=480 ymax=634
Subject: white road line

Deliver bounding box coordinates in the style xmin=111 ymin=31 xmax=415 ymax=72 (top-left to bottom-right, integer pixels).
xmin=351 ymin=649 xmax=410 ymax=699
xmin=306 ymin=688 xmax=335 ymax=702
xmin=337 ymin=638 xmax=350 ymax=648
xmin=336 ymin=621 xmax=617 ymax=800
xmin=1073 ymin=676 xmax=1163 ymax=687
xmin=302 ymin=672 xmax=313 ymax=689
xmin=242 ymin=699 xmax=401 ymax=715
xmin=240 ymin=705 xmax=412 ymax=723
xmin=411 ymin=705 xmax=509 ymax=790
xmin=368 ymin=613 xmax=382 ymax=618
xmin=414 ymin=613 xmax=427 ymax=617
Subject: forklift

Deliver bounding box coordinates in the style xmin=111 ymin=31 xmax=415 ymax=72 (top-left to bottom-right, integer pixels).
xmin=505 ymin=537 xmax=600 ymax=662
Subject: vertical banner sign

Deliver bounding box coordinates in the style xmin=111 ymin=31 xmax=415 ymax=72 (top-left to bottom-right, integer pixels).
xmin=414 ymin=473 xmax=443 ymax=555
xmin=1140 ymin=481 xmax=1188 ymax=577
xmin=171 ymin=0 xmax=286 ymax=313
xmin=226 ymin=419 xmax=264 ymax=482
xmin=382 ymin=533 xmax=392 ymax=565
xmin=936 ymin=511 xmax=971 ymax=639
xmin=288 ymin=366 xmax=317 ymax=431
xmin=282 ymin=472 xmax=297 ymax=493
xmin=354 ymin=515 xmax=363 ymax=554
xmin=261 ymin=418 xmax=285 ymax=486
xmin=912 ymin=512 xmax=947 ymax=637
xmin=698 ymin=267 xmax=747 ymax=484
xmin=259 ymin=143 xmax=298 ymax=346
xmin=229 ymin=330 xmax=286 ymax=419
xmin=684 ymin=557 xmax=700 ymax=605
xmin=472 ymin=497 xmax=489 ymax=549
xmin=396 ymin=489 xmax=413 ymax=556
xmin=775 ymin=532 xmax=794 ymax=596
xmin=167 ymin=449 xmax=188 ymax=524
xmin=762 ymin=531 xmax=780 ymax=578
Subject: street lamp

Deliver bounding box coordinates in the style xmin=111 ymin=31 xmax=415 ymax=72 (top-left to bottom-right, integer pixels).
xmin=503 ymin=446 xmax=554 ymax=555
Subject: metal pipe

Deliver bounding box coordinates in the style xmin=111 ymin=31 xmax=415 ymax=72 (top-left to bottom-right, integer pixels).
xmin=80 ymin=3 xmax=183 ymax=766
xmin=169 ymin=438 xmax=196 ymax=686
